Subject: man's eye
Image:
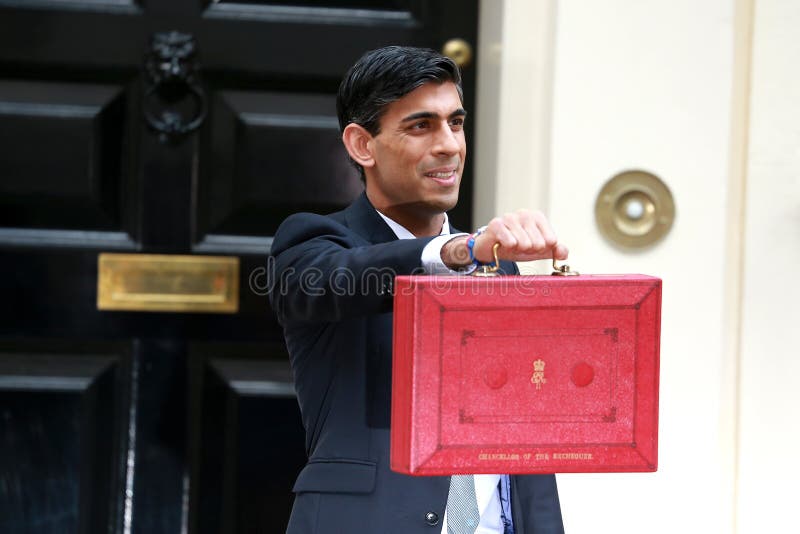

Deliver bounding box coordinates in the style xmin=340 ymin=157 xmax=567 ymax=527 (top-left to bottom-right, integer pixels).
xmin=450 ymin=118 xmax=465 ymax=128
xmin=411 ymin=121 xmax=429 ymax=130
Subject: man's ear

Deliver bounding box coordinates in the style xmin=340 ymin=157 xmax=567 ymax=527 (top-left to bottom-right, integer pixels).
xmin=342 ymin=123 xmax=375 ymax=169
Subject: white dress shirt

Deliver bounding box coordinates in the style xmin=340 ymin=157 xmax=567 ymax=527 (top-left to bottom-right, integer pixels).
xmin=376 ymin=209 xmax=505 ymax=534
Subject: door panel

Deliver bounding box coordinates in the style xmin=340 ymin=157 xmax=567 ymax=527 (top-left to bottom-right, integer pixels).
xmin=0 ymin=81 xmax=126 ymax=231
xmin=198 ymin=90 xmax=362 ymax=241
xmin=0 ymin=349 xmax=125 ymax=534
xmin=193 ymin=356 xmax=305 ymax=534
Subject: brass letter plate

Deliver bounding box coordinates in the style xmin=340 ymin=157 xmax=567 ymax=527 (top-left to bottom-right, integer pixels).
xmin=97 ymin=253 xmax=239 ymax=313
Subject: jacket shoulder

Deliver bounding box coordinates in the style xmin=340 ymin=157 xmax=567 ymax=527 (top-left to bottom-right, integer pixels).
xmin=271 ymin=210 xmax=356 ymax=255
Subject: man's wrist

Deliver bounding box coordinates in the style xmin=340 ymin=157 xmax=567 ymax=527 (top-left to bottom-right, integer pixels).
xmin=440 ymin=235 xmax=473 ymax=270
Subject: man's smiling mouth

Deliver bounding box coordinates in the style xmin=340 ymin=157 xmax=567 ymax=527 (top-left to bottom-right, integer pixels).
xmin=424 ymin=169 xmax=458 ymax=186
xmin=425 ymin=171 xmax=455 ymax=178
xmin=423 ymin=166 xmax=459 ymax=185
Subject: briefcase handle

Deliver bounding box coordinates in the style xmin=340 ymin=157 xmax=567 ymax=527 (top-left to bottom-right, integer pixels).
xmin=471 ymin=244 xmax=580 ymax=277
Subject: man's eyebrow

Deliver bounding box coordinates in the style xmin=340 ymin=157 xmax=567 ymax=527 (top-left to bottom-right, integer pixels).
xmin=399 ymin=108 xmax=468 ymax=123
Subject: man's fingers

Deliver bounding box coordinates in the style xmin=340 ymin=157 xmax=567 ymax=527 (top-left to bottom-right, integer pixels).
xmin=533 ymin=211 xmax=558 ymax=248
xmin=474 ymin=211 xmax=567 ymax=264
xmin=487 ymin=217 xmax=517 ymax=248
xmin=517 ymin=210 xmax=549 ymax=252
xmin=502 ymin=212 xmax=533 ymax=250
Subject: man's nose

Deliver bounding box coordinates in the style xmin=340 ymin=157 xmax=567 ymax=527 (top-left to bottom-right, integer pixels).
xmin=432 ymin=123 xmax=461 ymax=155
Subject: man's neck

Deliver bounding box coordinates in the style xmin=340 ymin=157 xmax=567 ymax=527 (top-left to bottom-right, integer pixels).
xmin=366 ymin=193 xmax=446 ymax=237
xmin=377 ymin=208 xmax=445 ymax=238
xmin=376 ymin=209 xmax=451 ymax=241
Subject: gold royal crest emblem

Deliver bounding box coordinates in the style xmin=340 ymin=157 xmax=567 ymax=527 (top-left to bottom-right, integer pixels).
xmin=531 ymin=359 xmax=546 ymax=390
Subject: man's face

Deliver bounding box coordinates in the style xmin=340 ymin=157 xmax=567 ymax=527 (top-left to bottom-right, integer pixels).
xmin=364 ymin=81 xmax=466 ymax=225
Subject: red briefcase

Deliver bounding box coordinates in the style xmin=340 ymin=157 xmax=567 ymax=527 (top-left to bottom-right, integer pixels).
xmin=390 ymin=268 xmax=661 ymax=476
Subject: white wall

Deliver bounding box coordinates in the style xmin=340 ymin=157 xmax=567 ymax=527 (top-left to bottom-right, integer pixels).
xmin=736 ymin=0 xmax=800 ymax=531
xmin=548 ymin=2 xmax=734 ymax=531
xmin=477 ymin=0 xmax=800 ymax=529
xmin=473 ymin=1 xmax=761 ymax=532
xmin=474 ymin=0 xmax=555 ymax=226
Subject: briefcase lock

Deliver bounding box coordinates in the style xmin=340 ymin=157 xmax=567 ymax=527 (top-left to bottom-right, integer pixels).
xmin=552 ymin=256 xmax=580 ymax=276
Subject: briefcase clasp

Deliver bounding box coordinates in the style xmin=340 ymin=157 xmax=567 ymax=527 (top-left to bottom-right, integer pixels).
xmin=552 ymin=255 xmax=580 ymax=276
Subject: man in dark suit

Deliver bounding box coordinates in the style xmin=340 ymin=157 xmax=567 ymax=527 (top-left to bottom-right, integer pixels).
xmin=270 ymin=46 xmax=568 ymax=534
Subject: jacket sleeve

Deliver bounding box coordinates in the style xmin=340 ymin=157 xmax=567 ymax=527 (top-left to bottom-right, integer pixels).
xmin=268 ymin=212 xmax=436 ymax=324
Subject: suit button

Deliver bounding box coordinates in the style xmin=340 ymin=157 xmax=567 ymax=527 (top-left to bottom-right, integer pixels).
xmin=425 ymin=511 xmax=439 ymax=526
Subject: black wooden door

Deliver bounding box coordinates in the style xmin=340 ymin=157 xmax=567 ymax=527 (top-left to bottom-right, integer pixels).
xmin=0 ymin=1 xmax=479 ymax=532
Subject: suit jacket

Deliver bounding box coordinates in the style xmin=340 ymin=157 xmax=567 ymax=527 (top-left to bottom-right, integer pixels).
xmin=270 ymin=193 xmax=564 ymax=534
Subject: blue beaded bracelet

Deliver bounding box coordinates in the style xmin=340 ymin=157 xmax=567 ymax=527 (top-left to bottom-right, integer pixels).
xmin=466 ymin=225 xmax=488 ymax=265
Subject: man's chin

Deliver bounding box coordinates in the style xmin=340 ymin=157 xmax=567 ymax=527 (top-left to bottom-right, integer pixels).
xmin=393 ymin=195 xmax=460 ymax=217
xmin=426 ymin=193 xmax=459 ymax=214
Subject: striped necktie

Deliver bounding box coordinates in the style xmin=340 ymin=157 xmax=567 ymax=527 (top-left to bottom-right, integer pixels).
xmin=446 ymin=474 xmax=480 ymax=534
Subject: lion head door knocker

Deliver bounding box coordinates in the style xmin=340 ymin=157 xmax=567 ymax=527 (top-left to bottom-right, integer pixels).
xmin=143 ymin=31 xmax=207 ymax=142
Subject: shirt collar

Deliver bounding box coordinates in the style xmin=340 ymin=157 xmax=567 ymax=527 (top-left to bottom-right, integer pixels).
xmin=375 ymin=210 xmax=451 ymax=240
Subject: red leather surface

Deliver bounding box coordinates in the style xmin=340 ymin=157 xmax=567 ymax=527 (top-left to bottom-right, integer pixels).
xmin=390 ymin=274 xmax=661 ymax=475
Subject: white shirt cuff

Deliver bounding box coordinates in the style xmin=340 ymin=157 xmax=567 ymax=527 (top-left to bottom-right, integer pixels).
xmin=421 ymin=233 xmax=477 ymax=275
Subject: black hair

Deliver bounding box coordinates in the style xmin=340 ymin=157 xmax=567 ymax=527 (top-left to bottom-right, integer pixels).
xmin=336 ymin=46 xmax=463 ymax=178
